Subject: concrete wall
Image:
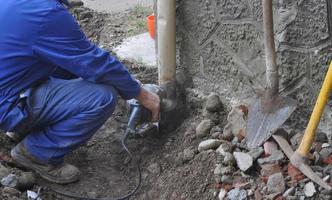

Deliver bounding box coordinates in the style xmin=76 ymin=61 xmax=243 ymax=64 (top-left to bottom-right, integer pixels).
xmin=177 ymin=0 xmax=332 ymax=128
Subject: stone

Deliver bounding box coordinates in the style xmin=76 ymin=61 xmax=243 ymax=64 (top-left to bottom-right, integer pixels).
xmin=322 ymin=143 xmax=330 ymax=148
xmin=233 ymin=152 xmax=253 ymax=171
xmin=304 ymin=182 xmax=316 ymax=197
xmin=212 ymin=132 xmax=222 ymax=139
xmin=218 ymin=188 xmax=227 ymax=200
xmin=210 ymin=126 xmax=222 ymax=134
xmin=17 ymin=172 xmax=35 ymax=190
xmin=198 ymin=139 xmax=222 ymax=152
xmin=214 ymin=164 xmax=235 ymax=176
xmin=263 ymin=140 xmax=278 ymax=156
xmin=223 ymin=106 xmax=246 ymax=138
xmin=248 ymin=147 xmax=264 ymax=161
xmin=227 ymin=188 xmax=247 ymax=200
xmin=216 ymin=142 xmax=233 ymax=155
xmin=223 ymin=152 xmax=235 ymax=166
xmin=183 ymin=148 xmax=195 ymax=162
xmin=221 ymin=175 xmax=233 ymax=185
xmin=147 ymin=163 xmax=161 ymax=175
xmin=320 ymin=147 xmax=332 ymax=160
xmin=257 ymin=150 xmax=285 ymax=165
xmin=1 ymin=174 xmax=18 ymax=188
xmin=247 ymin=189 xmax=253 ymax=196
xmin=221 ymin=131 xmax=234 ymax=141
xmin=316 ymin=131 xmax=328 ymax=143
xmin=196 ymin=120 xmax=215 ymax=138
xmin=0 ymin=163 xmax=10 ymax=180
xmin=267 ymin=173 xmax=285 ymax=194
xmin=283 ymin=187 xmax=295 ymax=197
xmin=203 ymin=110 xmax=220 ymax=124
xmin=260 ymin=163 xmax=283 ymax=177
xmin=205 ymin=93 xmax=222 ymax=112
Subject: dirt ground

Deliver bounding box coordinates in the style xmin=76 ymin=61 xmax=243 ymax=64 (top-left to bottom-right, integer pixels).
xmin=0 ymin=3 xmax=218 ymax=200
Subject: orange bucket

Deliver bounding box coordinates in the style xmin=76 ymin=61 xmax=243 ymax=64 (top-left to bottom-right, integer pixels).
xmin=147 ymin=14 xmax=155 ymax=39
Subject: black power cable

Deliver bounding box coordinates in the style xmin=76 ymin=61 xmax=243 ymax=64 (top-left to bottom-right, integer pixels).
xmin=48 ymin=129 xmax=142 ymax=200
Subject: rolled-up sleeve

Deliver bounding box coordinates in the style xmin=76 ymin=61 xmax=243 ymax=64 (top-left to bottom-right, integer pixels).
xmin=32 ymin=3 xmax=141 ymax=100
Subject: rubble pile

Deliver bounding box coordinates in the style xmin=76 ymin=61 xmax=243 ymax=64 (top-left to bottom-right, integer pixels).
xmin=192 ymin=93 xmax=332 ymax=200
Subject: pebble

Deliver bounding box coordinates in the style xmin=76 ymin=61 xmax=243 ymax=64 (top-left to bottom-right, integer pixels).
xmin=147 ymin=163 xmax=161 ymax=175
xmin=323 ymin=175 xmax=330 ymax=182
xmin=210 ymin=126 xmax=222 ymax=134
xmin=196 ymin=120 xmax=215 ymax=138
xmin=183 ymin=148 xmax=195 ymax=162
xmin=211 ymin=132 xmax=222 ymax=139
xmin=17 ymin=172 xmax=35 ymax=190
xmin=257 ymin=150 xmax=285 ymax=165
xmin=221 ymin=130 xmax=234 ymax=141
xmin=227 ymin=188 xmax=247 ymax=200
xmin=322 ymin=143 xmax=330 ymax=148
xmin=221 ymin=175 xmax=233 ymax=185
xmin=267 ymin=172 xmax=285 ymax=194
xmin=223 ymin=152 xmax=236 ymax=166
xmin=214 ymin=164 xmax=235 ymax=176
xmin=205 ymin=93 xmax=222 ymax=112
xmin=247 ymin=189 xmax=253 ymax=196
xmin=1 ymin=174 xmax=19 ymax=188
xmin=203 ymin=110 xmax=220 ymax=124
xmin=233 ymin=152 xmax=253 ymax=171
xmin=283 ymin=187 xmax=295 ymax=197
xmin=198 ymin=139 xmax=222 ymax=152
xmin=320 ymin=147 xmax=332 ymax=160
xmin=216 ymin=142 xmax=233 ymax=155
xmin=248 ymin=147 xmax=264 ymax=161
xmin=263 ymin=140 xmax=278 ymax=156
xmin=304 ymin=182 xmax=316 ymax=197
xmin=218 ymin=188 xmax=227 ymax=200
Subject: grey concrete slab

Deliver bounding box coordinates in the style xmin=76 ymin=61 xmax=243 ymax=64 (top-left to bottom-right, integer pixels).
xmin=82 ymin=0 xmax=153 ymax=13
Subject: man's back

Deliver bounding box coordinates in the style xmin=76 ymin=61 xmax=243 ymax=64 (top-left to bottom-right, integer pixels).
xmin=0 ymin=0 xmax=58 ymax=98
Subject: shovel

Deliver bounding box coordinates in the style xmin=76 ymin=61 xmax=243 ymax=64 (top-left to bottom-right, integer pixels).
xmin=273 ymin=61 xmax=332 ymax=191
xmin=246 ymin=0 xmax=296 ymax=149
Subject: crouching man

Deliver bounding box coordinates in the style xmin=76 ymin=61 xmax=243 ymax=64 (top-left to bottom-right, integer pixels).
xmin=0 ymin=0 xmax=160 ymax=184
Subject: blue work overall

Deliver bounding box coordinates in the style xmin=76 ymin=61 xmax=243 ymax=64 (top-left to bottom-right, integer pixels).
xmin=0 ymin=0 xmax=141 ymax=165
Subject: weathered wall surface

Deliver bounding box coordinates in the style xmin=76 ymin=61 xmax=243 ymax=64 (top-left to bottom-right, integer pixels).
xmin=177 ymin=0 xmax=332 ymax=129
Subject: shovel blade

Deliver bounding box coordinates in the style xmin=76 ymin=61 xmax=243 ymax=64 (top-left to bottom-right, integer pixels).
xmin=246 ymin=94 xmax=296 ymax=149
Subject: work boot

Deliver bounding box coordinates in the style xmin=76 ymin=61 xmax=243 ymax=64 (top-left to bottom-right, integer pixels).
xmin=11 ymin=143 xmax=80 ymax=184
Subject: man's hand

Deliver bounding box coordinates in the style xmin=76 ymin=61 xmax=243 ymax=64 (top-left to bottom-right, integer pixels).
xmin=136 ymin=87 xmax=160 ymax=122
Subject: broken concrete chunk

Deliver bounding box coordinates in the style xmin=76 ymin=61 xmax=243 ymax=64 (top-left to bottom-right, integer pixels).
xmin=233 ymin=152 xmax=253 ymax=171
xmin=304 ymin=182 xmax=316 ymax=197
xmin=257 ymin=150 xmax=285 ymax=165
xmin=198 ymin=139 xmax=221 ymax=152
xmin=223 ymin=106 xmax=246 ymax=138
xmin=218 ymin=188 xmax=227 ymax=200
xmin=205 ymin=93 xmax=223 ymax=112
xmin=267 ymin=172 xmax=285 ymax=194
xmin=260 ymin=163 xmax=282 ymax=177
xmin=227 ymin=188 xmax=247 ymax=200
xmin=196 ymin=120 xmax=215 ymax=138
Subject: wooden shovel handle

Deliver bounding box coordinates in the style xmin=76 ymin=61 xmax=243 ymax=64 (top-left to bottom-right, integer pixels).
xmin=262 ymin=0 xmax=279 ymax=96
xmin=297 ymin=61 xmax=332 ymax=156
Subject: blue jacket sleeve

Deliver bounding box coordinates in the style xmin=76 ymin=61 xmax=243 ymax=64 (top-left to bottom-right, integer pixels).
xmin=32 ymin=3 xmax=141 ymax=100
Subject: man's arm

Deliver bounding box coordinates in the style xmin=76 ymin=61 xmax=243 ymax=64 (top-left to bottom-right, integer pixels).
xmin=33 ymin=3 xmax=140 ymax=100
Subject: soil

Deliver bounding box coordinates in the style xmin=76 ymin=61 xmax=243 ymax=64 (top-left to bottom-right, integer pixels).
xmin=0 ymin=3 xmax=217 ymax=200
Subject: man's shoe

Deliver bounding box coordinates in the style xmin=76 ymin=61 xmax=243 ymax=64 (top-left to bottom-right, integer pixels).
xmin=11 ymin=143 xmax=80 ymax=184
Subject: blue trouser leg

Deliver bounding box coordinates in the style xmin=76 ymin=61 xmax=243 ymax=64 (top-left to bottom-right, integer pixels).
xmin=22 ymin=78 xmax=117 ymax=165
